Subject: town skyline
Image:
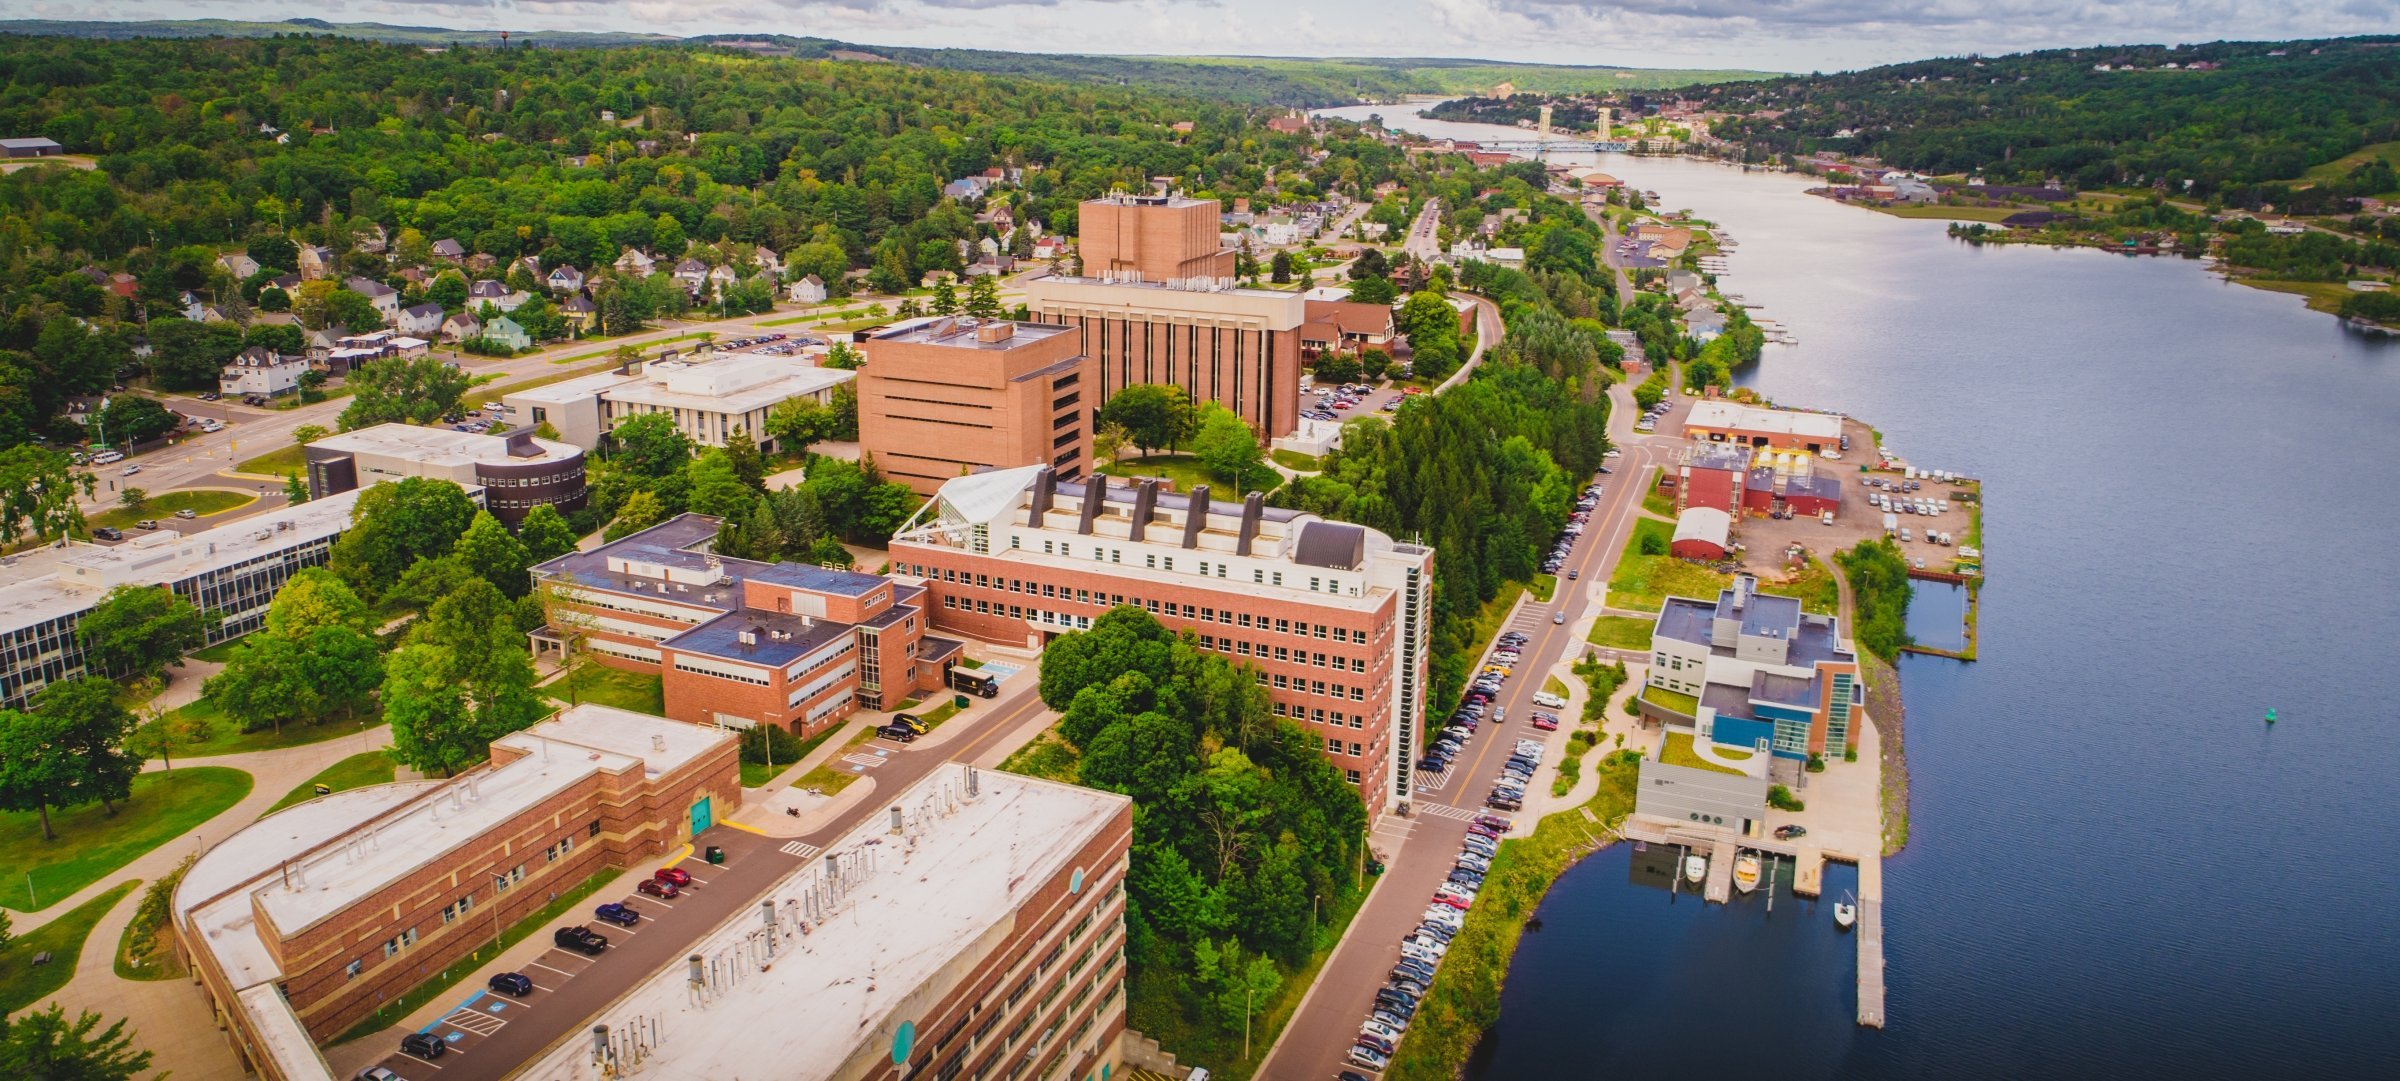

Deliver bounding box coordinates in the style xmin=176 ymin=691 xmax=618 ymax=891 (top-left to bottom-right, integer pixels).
xmin=12 ymin=0 xmax=2390 ymax=72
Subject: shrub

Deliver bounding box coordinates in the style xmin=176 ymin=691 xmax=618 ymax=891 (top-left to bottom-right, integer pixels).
xmin=1638 ymin=530 xmax=1668 ymax=556
xmin=1767 ymin=784 xmax=1805 ymax=812
xmin=1843 ymin=745 xmax=1858 ymax=763
xmin=1806 ymin=753 xmax=1826 ymax=773
xmin=738 ymin=723 xmax=804 ymax=766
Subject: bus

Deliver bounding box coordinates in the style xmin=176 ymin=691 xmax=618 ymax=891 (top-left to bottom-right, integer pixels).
xmin=948 ymin=668 xmax=999 ymax=698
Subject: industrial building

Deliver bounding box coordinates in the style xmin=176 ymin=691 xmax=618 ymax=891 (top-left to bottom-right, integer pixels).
xmin=1682 ymin=400 xmax=1846 ymax=453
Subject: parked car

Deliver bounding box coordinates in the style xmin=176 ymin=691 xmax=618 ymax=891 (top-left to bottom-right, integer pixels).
xmin=655 ymin=867 xmax=694 ymax=887
xmin=1775 ymin=824 xmax=1809 ymax=840
xmin=1355 ymin=1032 xmax=1397 ymax=1056
xmin=488 ymin=971 xmax=534 ymax=996
xmin=135 ymin=519 xmax=159 ymax=530
xmin=595 ymin=902 xmax=642 ymax=927
xmin=174 ymin=508 xmax=198 ymax=519
xmin=1347 ymin=1046 xmax=1391 ymax=1071
xmin=92 ymin=450 xmax=124 ymax=464
xmin=400 ymin=1031 xmax=447 ymax=1061
xmin=879 ymin=723 xmax=919 ymax=743
xmin=554 ymin=925 xmax=609 ymax=955
xmin=92 ymin=526 xmax=123 ymax=541
xmin=637 ymin=877 xmax=681 ymax=899
xmin=355 ymin=1068 xmax=403 ymax=1081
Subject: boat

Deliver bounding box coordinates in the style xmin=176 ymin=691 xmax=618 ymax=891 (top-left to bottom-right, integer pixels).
xmin=1834 ymin=890 xmax=1858 ymax=930
xmin=1733 ymin=853 xmax=1762 ymax=894
xmin=1682 ymin=853 xmax=1707 ymax=884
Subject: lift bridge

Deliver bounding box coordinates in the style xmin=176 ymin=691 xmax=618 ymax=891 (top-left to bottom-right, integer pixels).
xmin=1474 ymin=139 xmax=1632 ymax=155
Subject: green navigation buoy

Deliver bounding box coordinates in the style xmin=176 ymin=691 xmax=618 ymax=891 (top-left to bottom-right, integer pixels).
xmin=2264 ymin=708 xmax=2277 ymax=725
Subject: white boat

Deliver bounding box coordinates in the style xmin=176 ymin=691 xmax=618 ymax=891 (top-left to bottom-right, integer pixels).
xmin=1834 ymin=890 xmax=1858 ymax=930
xmin=1732 ymin=853 xmax=1762 ymax=894
xmin=1682 ymin=853 xmax=1707 ymax=884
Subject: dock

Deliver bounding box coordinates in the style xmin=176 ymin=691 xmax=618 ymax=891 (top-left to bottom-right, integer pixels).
xmin=1792 ymin=846 xmax=1824 ymax=898
xmin=1857 ymin=855 xmax=1887 ymax=1028
xmin=1702 ymin=835 xmax=1734 ymax=903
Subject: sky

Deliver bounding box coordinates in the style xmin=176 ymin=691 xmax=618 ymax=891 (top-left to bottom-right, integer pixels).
xmin=5 ymin=0 xmax=2394 ymax=72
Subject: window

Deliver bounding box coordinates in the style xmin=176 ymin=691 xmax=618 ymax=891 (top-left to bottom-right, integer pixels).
xmin=589 ymin=820 xmax=602 ymax=837
xmin=345 ymin=959 xmax=364 ymax=980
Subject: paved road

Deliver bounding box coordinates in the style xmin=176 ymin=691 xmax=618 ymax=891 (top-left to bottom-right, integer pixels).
xmin=1258 ymin=378 xmax=1676 ymax=1080
xmin=1402 ymin=199 xmax=1443 ymax=264
xmin=351 ymin=675 xmax=1056 ymax=1081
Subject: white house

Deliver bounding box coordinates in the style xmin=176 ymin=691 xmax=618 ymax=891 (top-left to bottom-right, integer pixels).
xmin=440 ymin=312 xmax=483 ymax=343
xmin=751 ymin=248 xmax=784 ymax=278
xmin=297 ymin=245 xmax=336 ymax=280
xmin=707 ymin=264 xmax=739 ymax=290
xmin=615 ymin=248 xmax=657 ymax=276
xmin=344 ymin=277 xmax=401 ymax=323
xmin=396 ymin=303 xmax=445 ymax=337
xmin=220 ymin=347 xmax=306 ymax=398
xmin=672 ymin=258 xmax=709 ymax=294
xmin=546 ymin=264 xmax=585 ymax=294
xmin=217 ymin=252 xmax=260 ymax=279
xmin=468 ymin=279 xmax=531 ymax=312
xmin=788 ymin=274 xmax=828 ymax=304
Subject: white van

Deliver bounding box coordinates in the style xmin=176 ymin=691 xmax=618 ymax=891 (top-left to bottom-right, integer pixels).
xmin=1532 ymin=690 xmax=1567 ymax=709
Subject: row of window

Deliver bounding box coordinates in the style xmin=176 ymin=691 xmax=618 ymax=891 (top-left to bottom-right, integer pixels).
xmin=1273 ymin=702 xmax=1367 ymax=730
xmin=1193 ymin=634 xmax=1369 ymax=673
xmin=1258 ymin=671 xmax=1366 ymax=701
xmin=931 ymin=874 xmax=1127 ymax=1081
xmin=340 ymin=823 xmax=599 ymax=984
xmin=901 ymin=562 xmax=1377 ymax=646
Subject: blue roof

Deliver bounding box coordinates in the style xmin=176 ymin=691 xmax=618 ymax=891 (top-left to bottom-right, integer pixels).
xmin=665 ymin=610 xmax=851 ymax=668
xmin=746 ymin=561 xmax=886 ymax=598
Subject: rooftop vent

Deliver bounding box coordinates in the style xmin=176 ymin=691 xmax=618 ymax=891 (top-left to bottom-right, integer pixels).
xmin=975 ymin=321 xmax=1016 ymax=343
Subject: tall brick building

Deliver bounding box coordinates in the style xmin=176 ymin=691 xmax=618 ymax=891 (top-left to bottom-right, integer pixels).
xmin=854 ymin=317 xmax=1095 ymax=496
xmin=530 ymin=514 xmax=962 ymax=735
xmin=1027 ymin=193 xmax=1307 ymax=437
xmin=174 ymin=707 xmax=739 ymax=1080
xmin=888 ymin=465 xmax=1433 ymax=817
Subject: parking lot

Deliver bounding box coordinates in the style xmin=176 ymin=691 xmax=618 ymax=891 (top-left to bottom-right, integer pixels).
xmin=348 ymin=828 xmax=804 ymax=1081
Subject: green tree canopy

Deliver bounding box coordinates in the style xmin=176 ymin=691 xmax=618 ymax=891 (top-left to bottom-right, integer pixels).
xmin=337 ymin=356 xmax=471 ymax=430
xmin=1097 ymin=384 xmax=1198 ymax=458
xmin=75 ymin=585 xmax=204 ymax=682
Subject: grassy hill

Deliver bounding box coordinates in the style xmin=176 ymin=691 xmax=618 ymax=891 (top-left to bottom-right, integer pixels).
xmin=0 ymin=17 xmax=673 ymax=47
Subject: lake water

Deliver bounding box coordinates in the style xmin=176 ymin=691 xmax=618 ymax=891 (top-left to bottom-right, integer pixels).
xmin=1319 ymin=103 xmax=2400 ymax=1079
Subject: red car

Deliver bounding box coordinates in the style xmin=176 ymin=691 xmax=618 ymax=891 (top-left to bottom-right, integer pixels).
xmin=637 ymin=878 xmax=680 ymax=899
xmin=1530 ymin=715 xmax=1559 ymax=731
xmin=654 ymin=867 xmax=694 ymax=887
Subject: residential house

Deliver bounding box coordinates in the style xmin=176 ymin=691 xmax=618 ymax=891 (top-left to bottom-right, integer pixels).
xmin=344 ymin=277 xmax=401 ymax=324
xmin=1266 ymin=113 xmax=1310 ymax=135
xmin=352 ymin=224 xmax=388 ymax=254
xmin=560 ymin=294 xmax=598 ymax=333
xmin=1032 ymin=236 xmax=1068 ymax=261
xmin=1256 ymin=216 xmax=1300 ymax=246
xmin=942 ymin=178 xmax=987 ymax=201
xmin=788 ymin=275 xmax=828 ymax=304
xmin=220 ymin=347 xmax=306 ymax=398
xmin=468 ymin=279 xmax=530 ymax=312
xmin=1302 ymin=300 xmax=1396 ymax=355
xmin=176 ymin=291 xmax=206 ymax=322
xmin=297 ymin=245 xmax=336 ymax=280
xmin=440 ymin=312 xmax=483 ymax=344
xmin=396 ymin=303 xmax=446 ymax=337
xmin=672 ymin=258 xmax=709 ymax=295
xmin=301 ymin=326 xmax=348 ymax=361
xmin=546 ymin=264 xmax=585 ymax=294
xmin=750 ymin=248 xmax=784 ymax=279
xmin=217 ymin=252 xmax=261 ymax=280
xmin=430 ymin=238 xmax=467 ymax=262
xmin=615 ymin=248 xmax=657 ymax=277
xmin=107 ymin=273 xmax=137 ymax=299
xmin=707 ymin=264 xmax=740 ymax=292
xmin=484 ymin=316 xmax=532 ymax=352
xmin=395 ymin=267 xmax=427 ymax=287
xmin=464 ymin=253 xmax=499 ymax=274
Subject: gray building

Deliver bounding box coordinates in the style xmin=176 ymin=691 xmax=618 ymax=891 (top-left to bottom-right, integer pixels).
xmin=1633 ymin=759 xmax=1769 ymax=837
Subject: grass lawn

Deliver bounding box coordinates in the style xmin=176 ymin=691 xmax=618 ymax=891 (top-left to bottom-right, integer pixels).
xmin=90 ymin=489 xmax=254 ymax=531
xmin=1641 ymin=489 xmax=1676 ymax=519
xmin=1757 ymin=557 xmax=1841 ymax=615
xmin=333 ymin=869 xmax=623 ymax=1045
xmin=789 ymin=726 xmax=885 ymax=796
xmin=538 ymin=667 xmax=666 ymax=715
xmin=1640 ymin=684 xmax=1699 ymax=716
xmin=1606 ymin=518 xmax=1731 ymax=613
xmin=1541 ymin=674 xmax=1569 ymax=697
xmin=188 ymin=635 xmax=250 ymax=663
xmin=1383 ymin=754 xmax=1638 ymax=1081
xmin=739 ymin=722 xmax=843 ymax=788
xmin=232 ymin=443 xmax=308 ymax=477
xmin=2241 ymin=278 xmax=2355 ymax=315
xmin=1867 ymin=203 xmax=2022 ymax=223
xmin=1529 ymin=573 xmax=1557 ymax=603
xmin=268 ymin=751 xmax=398 ymax=813
xmin=0 ymin=881 xmax=140 ymax=1012
xmin=116 ymin=871 xmax=188 ymax=982
xmin=2304 ymin=140 xmax=2400 ymax=196
xmin=1101 ymin=453 xmax=1280 ymax=496
xmin=0 ymin=767 xmax=250 ymax=913
xmin=1660 ymin=732 xmax=1745 ymax=775
xmin=1586 ymin=615 xmax=1655 ymax=652
xmin=155 ymin=697 xmax=388 ymax=759
xmin=997 ymin=729 xmax=1082 ymax=784
xmin=1270 ymin=449 xmax=1321 ymax=472
xmin=916 ymin=698 xmax=965 ymax=729
xmin=474 ymin=358 xmax=633 ymax=405
xmin=550 ymin=331 xmax=707 ymax=364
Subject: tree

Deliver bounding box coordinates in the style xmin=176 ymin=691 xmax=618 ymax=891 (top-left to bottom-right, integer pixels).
xmin=1190 ymin=404 xmax=1265 ymax=491
xmin=766 ymin=397 xmax=839 ymax=457
xmin=205 ymin=633 xmax=318 ymax=735
xmin=144 ymin=320 xmax=245 ymax=390
xmin=0 ymin=1005 xmax=154 ymax=1081
xmin=1395 ymin=290 xmax=1464 ymax=380
xmin=89 ymin=395 xmax=179 ymax=446
xmin=1092 ymin=422 xmax=1130 ymax=469
xmin=426 ymin=269 xmax=469 ymax=312
xmin=608 ymin=412 xmax=693 ymax=478
xmin=821 ymin=342 xmax=863 ymax=370
xmin=1098 ymin=384 xmax=1198 ymax=457
xmin=1347 ymin=274 xmax=1398 ymax=305
xmin=387 ymin=582 xmax=544 ymax=776
xmin=686 ymin=451 xmax=760 ymax=519
xmin=0 ymin=445 xmax=94 ymax=544
xmin=265 ymin=567 xmax=372 ymax=638
xmin=338 ymin=355 xmax=470 ymax=430
xmin=290 ymin=423 xmax=329 ymax=446
xmin=117 ymin=488 xmax=147 ymax=515
xmin=0 ymin=709 xmax=73 ymax=840
xmin=1311 ymin=352 xmax=1363 ymax=385
xmin=605 ymin=489 xmax=666 ymax=541
xmin=284 ymin=471 xmax=309 ymax=504
xmin=380 ymin=644 xmax=480 ymax=777
xmin=1270 ymin=250 xmax=1296 ymax=283
xmin=723 ymin=427 xmax=765 ymax=490
xmin=455 ymin=510 xmax=535 ymax=597
xmin=326 ymin=476 xmax=478 ymax=599
xmin=300 ymin=625 xmax=384 ymax=722
xmin=76 ymin=585 xmax=204 ymax=682
xmin=517 ymin=503 xmax=578 ymax=563
xmin=964 ymin=274 xmax=1003 ymax=320
xmin=33 ymin=677 xmax=139 ymax=816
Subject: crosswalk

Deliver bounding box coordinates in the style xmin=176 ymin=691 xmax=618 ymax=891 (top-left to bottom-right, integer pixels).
xmin=1418 ymin=802 xmax=1480 ymax=823
xmin=1412 ymin=766 xmax=1454 ymax=794
xmin=779 ymin=841 xmax=820 ymax=859
xmin=441 ymin=1006 xmax=506 ymax=1037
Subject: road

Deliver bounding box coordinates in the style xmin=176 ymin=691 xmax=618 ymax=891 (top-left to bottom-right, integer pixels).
xmin=350 ymin=670 xmax=1055 ymax=1081
xmin=1402 ymin=199 xmax=1443 ymax=264
xmin=1258 ymin=376 xmax=1677 ymax=1081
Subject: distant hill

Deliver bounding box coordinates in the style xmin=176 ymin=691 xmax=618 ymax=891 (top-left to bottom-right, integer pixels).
xmin=0 ymin=19 xmax=1767 ymax=106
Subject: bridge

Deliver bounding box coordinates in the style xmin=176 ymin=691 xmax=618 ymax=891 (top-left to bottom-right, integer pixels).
xmin=1471 ymin=139 xmax=1631 ymax=154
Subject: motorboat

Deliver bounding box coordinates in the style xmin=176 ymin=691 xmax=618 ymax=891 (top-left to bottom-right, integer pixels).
xmin=1733 ymin=853 xmax=1762 ymax=894
xmin=1682 ymin=853 xmax=1707 ymax=884
xmin=1834 ymin=890 xmax=1858 ymax=930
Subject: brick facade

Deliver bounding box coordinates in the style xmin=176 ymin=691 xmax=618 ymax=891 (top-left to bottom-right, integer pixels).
xmin=855 ymin=319 xmax=1095 ymax=497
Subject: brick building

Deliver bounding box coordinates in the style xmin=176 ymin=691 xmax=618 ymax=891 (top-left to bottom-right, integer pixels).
xmin=509 ymin=762 xmax=1133 ymax=1081
xmin=530 ymin=514 xmax=961 ymax=735
xmin=173 ymin=707 xmax=740 ymax=1081
xmin=305 ymin=423 xmax=586 ymax=527
xmin=1025 ymin=193 xmax=1307 ymax=437
xmin=855 ymin=317 xmax=1095 ymax=497
xmin=888 ymin=465 xmax=1432 ymax=817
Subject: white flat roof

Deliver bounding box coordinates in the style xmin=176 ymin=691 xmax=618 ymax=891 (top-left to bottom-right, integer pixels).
xmin=513 ymin=763 xmax=1128 ymax=1081
xmin=310 ymin=422 xmax=579 ymax=468
xmin=502 ymin=370 xmax=640 ymax=406
xmin=602 ymin=354 xmax=854 ymax=415
xmin=1684 ymin=401 xmax=1843 ymax=441
xmin=0 ymin=486 xmax=367 ymax=635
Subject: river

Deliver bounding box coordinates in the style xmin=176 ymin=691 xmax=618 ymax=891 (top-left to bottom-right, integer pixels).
xmin=1318 ymin=102 xmax=2400 ymax=1079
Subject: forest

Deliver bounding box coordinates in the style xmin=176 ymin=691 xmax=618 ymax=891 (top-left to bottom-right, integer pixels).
xmin=1690 ymin=36 xmax=2400 ymax=194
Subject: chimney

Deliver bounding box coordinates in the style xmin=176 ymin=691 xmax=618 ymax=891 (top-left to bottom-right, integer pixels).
xmin=1237 ymin=492 xmax=1265 ymax=557
xmin=1075 ymin=481 xmax=1103 ymax=536
xmin=1181 ymin=485 xmax=1209 ymax=549
xmin=1128 ymin=480 xmax=1158 ymax=543
xmin=1027 ymin=467 xmax=1056 ymax=529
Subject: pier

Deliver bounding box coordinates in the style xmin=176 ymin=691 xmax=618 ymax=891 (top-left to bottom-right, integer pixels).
xmin=1857 ymin=855 xmax=1887 ymax=1028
